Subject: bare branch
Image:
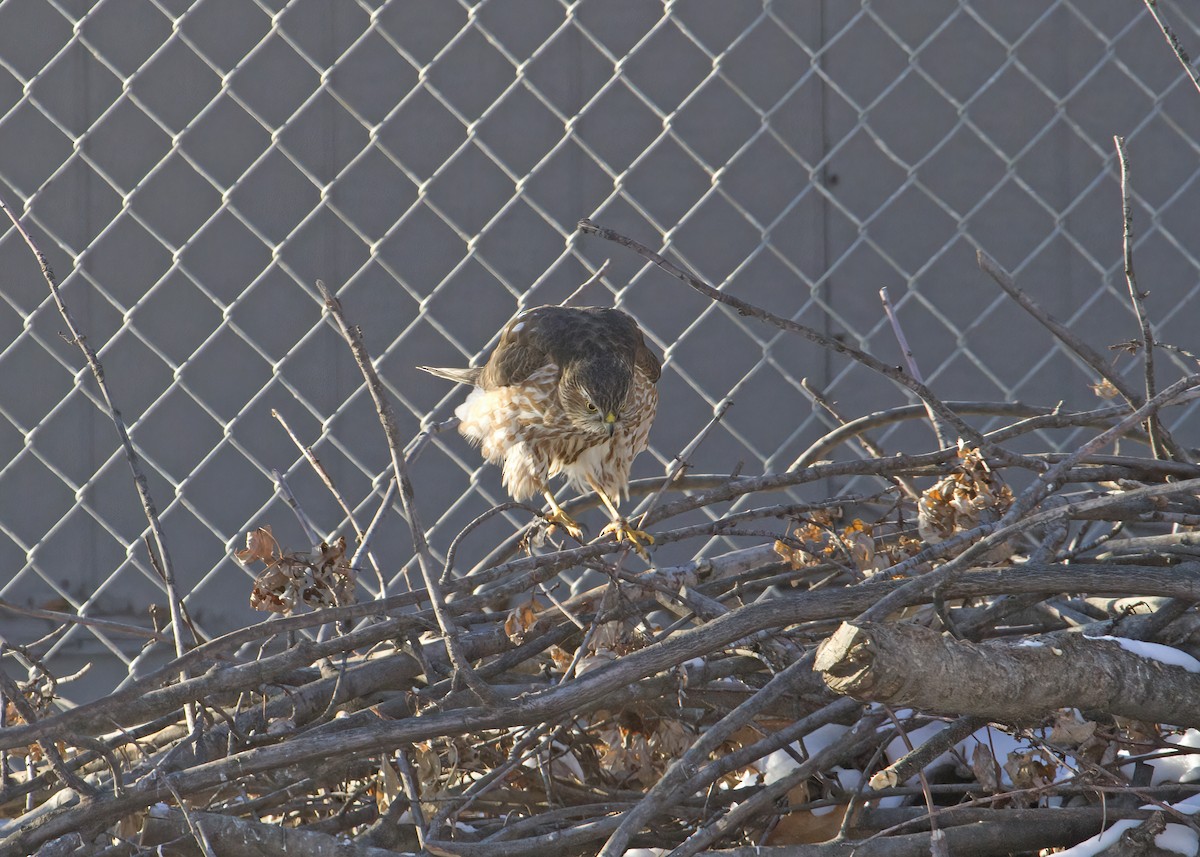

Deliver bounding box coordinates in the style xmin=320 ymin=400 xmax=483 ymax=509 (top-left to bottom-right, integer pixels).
xmin=1142 ymin=0 xmax=1200 ymax=98
xmin=879 ymin=286 xmax=947 ymax=447
xmin=315 ymin=279 xmax=499 ymax=705
xmin=1113 ymin=136 xmax=1167 ymax=460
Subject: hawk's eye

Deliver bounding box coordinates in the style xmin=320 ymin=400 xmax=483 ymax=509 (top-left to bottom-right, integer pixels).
xmin=586 ymin=402 xmax=598 ymax=412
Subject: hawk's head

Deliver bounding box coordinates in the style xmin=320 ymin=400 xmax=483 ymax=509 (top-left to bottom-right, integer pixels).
xmin=559 ymin=357 xmax=632 ymax=437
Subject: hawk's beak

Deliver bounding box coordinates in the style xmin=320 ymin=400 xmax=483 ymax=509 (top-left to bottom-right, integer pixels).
xmin=604 ymin=412 xmax=617 ymax=436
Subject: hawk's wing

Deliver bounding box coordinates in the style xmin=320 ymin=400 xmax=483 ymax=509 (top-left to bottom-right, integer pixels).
xmin=479 ymin=305 xmax=661 ymax=388
xmin=627 ymin=321 xmax=661 ymax=383
xmin=478 ymin=308 xmax=557 ymax=389
xmin=594 ymin=307 xmax=661 ymax=383
xmin=635 ymin=345 xmax=661 ymax=382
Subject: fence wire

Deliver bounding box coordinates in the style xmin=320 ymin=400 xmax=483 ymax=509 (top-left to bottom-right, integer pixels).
xmin=1 ymin=0 xmax=1199 ymax=699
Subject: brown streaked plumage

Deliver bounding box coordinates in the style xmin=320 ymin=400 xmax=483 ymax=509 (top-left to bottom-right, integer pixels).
xmin=420 ymin=305 xmax=661 ymax=553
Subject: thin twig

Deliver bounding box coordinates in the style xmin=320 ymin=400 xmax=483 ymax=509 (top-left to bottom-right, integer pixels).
xmin=871 ymin=715 xmax=987 ymax=791
xmin=791 ymin=399 xmax=1169 ymax=470
xmin=1114 ymin=135 xmax=1166 ymax=460
xmin=560 ymin=259 xmax=611 ymax=306
xmin=0 ymin=598 xmax=164 ymax=641
xmin=315 ymin=280 xmax=499 ymax=705
xmin=634 ymin=397 xmax=733 ymax=529
xmin=161 ymin=772 xmax=218 ymax=857
xmin=440 ymin=501 xmax=542 ymax=585
xmin=272 ymin=469 xmax=321 ymax=546
xmin=353 ymin=477 xmax=398 ymax=599
xmin=883 ymin=707 xmax=941 ymax=845
xmin=880 ymin=286 xmax=948 ymax=447
xmin=394 ymin=749 xmax=428 ymax=848
xmin=536 ymin=581 xmax=588 ymax=630
xmin=273 ymin=408 xmax=387 ymax=586
xmin=1142 ymin=0 xmax=1200 ymax=98
xmin=273 ymin=409 xmax=362 ymax=535
xmin=800 ymin=378 xmax=921 ymax=499
xmin=404 ymin=416 xmax=461 ymax=466
xmin=977 ymin=249 xmax=1136 ymax=399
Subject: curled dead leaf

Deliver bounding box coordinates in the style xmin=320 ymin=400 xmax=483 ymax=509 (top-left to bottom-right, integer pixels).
xmin=235 ymin=526 xmax=279 ymax=565
xmin=1002 ymin=748 xmax=1057 ymax=790
xmin=244 ymin=531 xmax=356 ymax=614
xmin=971 ymin=742 xmax=999 ymax=792
xmin=504 ymin=597 xmax=544 ymax=644
xmin=1049 ymin=709 xmax=1098 ymax=748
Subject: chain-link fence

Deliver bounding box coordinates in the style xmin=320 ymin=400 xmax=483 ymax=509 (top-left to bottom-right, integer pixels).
xmin=1 ymin=0 xmax=1199 ymax=701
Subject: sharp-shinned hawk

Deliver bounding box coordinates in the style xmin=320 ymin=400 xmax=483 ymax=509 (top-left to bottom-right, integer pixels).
xmin=420 ymin=305 xmax=661 ymax=552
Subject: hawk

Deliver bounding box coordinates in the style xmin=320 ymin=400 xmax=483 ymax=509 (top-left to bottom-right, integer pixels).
xmin=420 ymin=305 xmax=661 ymax=553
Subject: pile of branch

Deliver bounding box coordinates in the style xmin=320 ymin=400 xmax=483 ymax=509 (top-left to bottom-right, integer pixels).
xmin=8 ymin=12 xmax=1200 ymax=836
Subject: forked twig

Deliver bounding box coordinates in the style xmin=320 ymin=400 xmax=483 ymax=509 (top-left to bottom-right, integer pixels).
xmin=273 ymin=408 xmax=364 ymax=536
xmin=354 ymin=477 xmax=398 ymax=598
xmin=273 ymin=408 xmax=388 ymax=589
xmin=272 ymin=469 xmax=321 ymax=546
xmin=0 ymin=662 xmax=96 ymax=797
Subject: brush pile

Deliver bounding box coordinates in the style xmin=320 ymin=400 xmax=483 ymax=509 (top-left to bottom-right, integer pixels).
xmin=5 ymin=217 xmax=1200 ymax=857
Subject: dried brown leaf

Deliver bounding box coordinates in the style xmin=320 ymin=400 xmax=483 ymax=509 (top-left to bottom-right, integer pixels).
xmin=236 ymin=525 xmax=279 ymax=565
xmin=1048 ymin=709 xmax=1098 ymax=748
xmin=971 ymin=742 xmax=1000 ymax=792
xmin=504 ymin=597 xmax=544 ymax=644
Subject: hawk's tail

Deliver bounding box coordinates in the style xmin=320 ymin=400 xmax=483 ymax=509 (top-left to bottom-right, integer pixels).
xmin=417 ymin=365 xmax=482 ymax=386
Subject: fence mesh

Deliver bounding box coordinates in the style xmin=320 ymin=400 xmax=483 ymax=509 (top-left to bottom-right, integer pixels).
xmin=1 ymin=0 xmax=1199 ymax=700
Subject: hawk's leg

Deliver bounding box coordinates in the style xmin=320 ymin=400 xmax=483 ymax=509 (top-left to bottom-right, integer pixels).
xmin=586 ymin=476 xmax=654 ymax=558
xmin=541 ymin=490 xmax=585 ymax=541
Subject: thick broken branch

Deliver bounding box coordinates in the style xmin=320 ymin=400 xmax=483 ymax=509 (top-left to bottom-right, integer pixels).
xmin=816 ymin=621 xmax=1200 ymax=725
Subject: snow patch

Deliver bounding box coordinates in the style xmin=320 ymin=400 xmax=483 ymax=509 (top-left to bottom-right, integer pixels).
xmin=1122 ymin=729 xmax=1200 ymax=786
xmin=1085 ymin=635 xmax=1200 ymax=673
xmin=1054 ymin=791 xmax=1200 ymax=855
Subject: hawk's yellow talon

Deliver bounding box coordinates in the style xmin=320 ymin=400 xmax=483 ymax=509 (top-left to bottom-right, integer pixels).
xmin=599 ymin=519 xmax=654 ymax=557
xmin=542 ymin=508 xmax=585 ymax=541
